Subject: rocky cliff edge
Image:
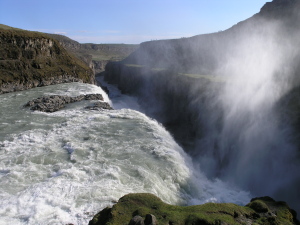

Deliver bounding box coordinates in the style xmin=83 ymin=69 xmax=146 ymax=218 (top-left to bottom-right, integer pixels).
xmin=0 ymin=24 xmax=94 ymax=94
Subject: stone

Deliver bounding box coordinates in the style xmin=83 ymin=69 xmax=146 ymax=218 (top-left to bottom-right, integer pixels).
xmin=84 ymin=93 xmax=104 ymax=101
xmin=144 ymin=214 xmax=157 ymax=225
xmin=85 ymin=102 xmax=113 ymax=110
xmin=24 ymin=94 xmax=112 ymax=112
xmin=128 ymin=216 xmax=144 ymax=225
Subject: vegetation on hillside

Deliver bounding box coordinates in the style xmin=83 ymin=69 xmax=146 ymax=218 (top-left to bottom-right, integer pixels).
xmin=89 ymin=193 xmax=299 ymax=225
xmin=0 ymin=24 xmax=94 ymax=90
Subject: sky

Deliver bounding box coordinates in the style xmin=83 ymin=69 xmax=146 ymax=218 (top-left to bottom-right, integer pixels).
xmin=0 ymin=0 xmax=268 ymax=44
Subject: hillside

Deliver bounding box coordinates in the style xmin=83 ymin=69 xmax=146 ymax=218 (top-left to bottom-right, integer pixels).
xmin=0 ymin=24 xmax=138 ymax=94
xmin=0 ymin=25 xmax=94 ymax=94
xmin=47 ymin=33 xmax=138 ymax=74
xmin=89 ymin=193 xmax=299 ymax=225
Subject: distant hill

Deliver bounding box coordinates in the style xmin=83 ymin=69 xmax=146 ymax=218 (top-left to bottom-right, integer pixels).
xmin=47 ymin=33 xmax=138 ymax=74
xmin=122 ymin=0 xmax=300 ymax=76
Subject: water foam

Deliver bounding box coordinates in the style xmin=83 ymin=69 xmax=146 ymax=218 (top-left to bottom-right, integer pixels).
xmin=0 ymin=83 xmax=250 ymax=224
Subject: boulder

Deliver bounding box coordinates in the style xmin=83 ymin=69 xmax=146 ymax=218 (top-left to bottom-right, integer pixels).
xmin=129 ymin=216 xmax=144 ymax=225
xmin=144 ymin=214 xmax=157 ymax=225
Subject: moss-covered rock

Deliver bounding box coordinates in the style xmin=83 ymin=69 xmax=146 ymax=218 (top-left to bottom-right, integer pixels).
xmin=89 ymin=193 xmax=299 ymax=225
xmin=247 ymin=199 xmax=270 ymax=213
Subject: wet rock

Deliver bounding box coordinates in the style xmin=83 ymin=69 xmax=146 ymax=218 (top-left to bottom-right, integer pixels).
xmin=84 ymin=94 xmax=104 ymax=101
xmin=25 ymin=94 xmax=112 ymax=112
xmin=85 ymin=101 xmax=113 ymax=110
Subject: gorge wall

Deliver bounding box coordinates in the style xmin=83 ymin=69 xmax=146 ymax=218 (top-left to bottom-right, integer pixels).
xmin=103 ymin=0 xmax=300 ymax=214
xmin=48 ymin=33 xmax=138 ymax=75
xmin=104 ymin=62 xmax=221 ymax=149
xmin=0 ymin=25 xmax=94 ymax=94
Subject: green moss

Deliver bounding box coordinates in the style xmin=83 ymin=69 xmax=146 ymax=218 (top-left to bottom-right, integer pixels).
xmin=178 ymin=73 xmax=226 ymax=83
xmin=89 ymin=194 xmax=299 ymax=225
xmin=124 ymin=64 xmax=145 ymax=68
xmin=89 ymin=193 xmax=254 ymax=225
xmin=75 ymin=44 xmax=138 ymax=61
xmin=247 ymin=200 xmax=270 ymax=213
xmin=0 ymin=24 xmax=23 ymax=31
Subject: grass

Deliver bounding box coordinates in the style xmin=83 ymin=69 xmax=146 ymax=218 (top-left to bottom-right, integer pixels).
xmin=0 ymin=26 xmax=93 ymax=85
xmin=75 ymin=44 xmax=139 ymax=61
xmin=89 ymin=193 xmax=299 ymax=225
xmin=0 ymin=24 xmax=23 ymax=31
xmin=90 ymin=193 xmax=252 ymax=225
xmin=121 ymin=64 xmax=225 ymax=83
xmin=124 ymin=64 xmax=145 ymax=68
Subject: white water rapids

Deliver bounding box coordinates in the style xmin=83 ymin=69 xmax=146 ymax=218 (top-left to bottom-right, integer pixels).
xmin=0 ymin=82 xmax=250 ymax=225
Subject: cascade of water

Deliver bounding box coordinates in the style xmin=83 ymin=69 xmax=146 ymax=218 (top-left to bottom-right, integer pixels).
xmin=0 ymin=82 xmax=251 ymax=225
xmin=194 ymin=19 xmax=300 ymax=212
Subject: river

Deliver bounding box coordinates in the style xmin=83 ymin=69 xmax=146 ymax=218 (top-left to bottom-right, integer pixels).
xmin=0 ymin=82 xmax=250 ymax=225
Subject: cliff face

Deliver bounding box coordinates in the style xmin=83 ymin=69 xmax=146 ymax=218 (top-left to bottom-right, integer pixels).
xmin=105 ymin=0 xmax=300 ymax=148
xmin=123 ymin=0 xmax=300 ymax=76
xmin=47 ymin=33 xmax=138 ymax=75
xmin=104 ymin=62 xmax=222 ymax=149
xmin=79 ymin=44 xmax=139 ymax=74
xmin=0 ymin=26 xmax=94 ymax=94
xmin=105 ymin=0 xmax=300 ymax=144
xmin=102 ymin=0 xmax=300 ymax=214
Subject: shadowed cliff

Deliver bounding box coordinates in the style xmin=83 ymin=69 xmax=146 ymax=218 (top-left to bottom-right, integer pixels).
xmin=103 ymin=0 xmax=300 ymax=215
xmin=122 ymin=0 xmax=300 ymax=76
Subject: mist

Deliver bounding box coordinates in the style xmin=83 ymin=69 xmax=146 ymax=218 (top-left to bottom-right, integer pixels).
xmin=193 ymin=16 xmax=300 ymax=212
xmin=103 ymin=0 xmax=300 ymax=214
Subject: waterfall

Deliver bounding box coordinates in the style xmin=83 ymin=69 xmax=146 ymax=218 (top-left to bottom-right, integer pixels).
xmin=194 ymin=18 xmax=300 ymax=212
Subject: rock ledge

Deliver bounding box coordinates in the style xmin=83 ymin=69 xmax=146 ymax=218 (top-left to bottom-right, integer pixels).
xmin=24 ymin=94 xmax=113 ymax=112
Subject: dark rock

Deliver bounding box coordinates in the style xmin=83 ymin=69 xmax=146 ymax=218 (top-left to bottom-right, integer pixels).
xmin=247 ymin=200 xmax=270 ymax=213
xmin=25 ymin=94 xmax=112 ymax=112
xmin=144 ymin=214 xmax=157 ymax=225
xmin=85 ymin=102 xmax=113 ymax=110
xmin=84 ymin=94 xmax=104 ymax=101
xmin=129 ymin=216 xmax=144 ymax=225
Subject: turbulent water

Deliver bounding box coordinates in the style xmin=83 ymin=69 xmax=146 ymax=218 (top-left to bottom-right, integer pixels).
xmin=0 ymin=82 xmax=250 ymax=225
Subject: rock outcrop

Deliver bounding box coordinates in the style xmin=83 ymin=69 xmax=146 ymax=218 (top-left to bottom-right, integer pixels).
xmin=89 ymin=193 xmax=300 ymax=225
xmin=24 ymin=94 xmax=112 ymax=112
xmin=0 ymin=25 xmax=94 ymax=94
